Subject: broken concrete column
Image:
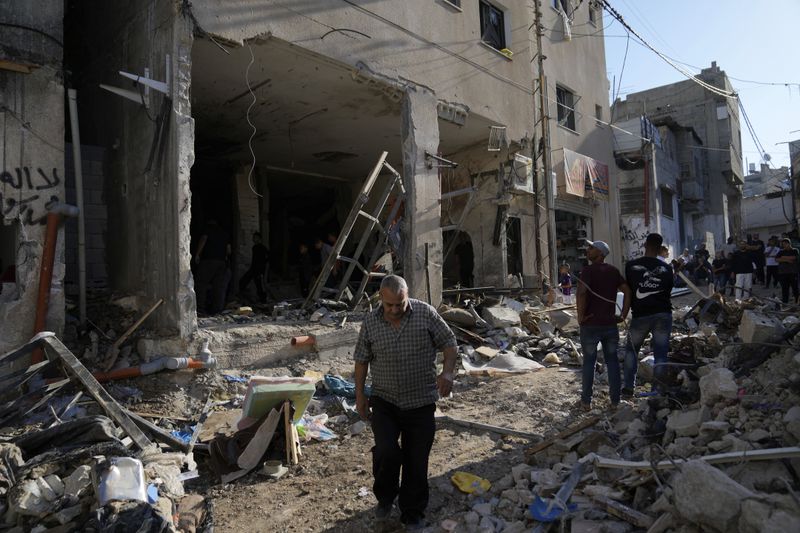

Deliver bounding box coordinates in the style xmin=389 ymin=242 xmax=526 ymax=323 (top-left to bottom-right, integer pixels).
xmin=738 ymin=310 xmax=785 ymax=345
xmin=401 ymin=86 xmax=442 ymax=306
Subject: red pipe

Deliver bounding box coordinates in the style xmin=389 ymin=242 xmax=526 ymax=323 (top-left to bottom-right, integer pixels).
xmin=31 ymin=213 xmax=61 ymax=363
xmin=291 ymin=335 xmax=316 ymax=346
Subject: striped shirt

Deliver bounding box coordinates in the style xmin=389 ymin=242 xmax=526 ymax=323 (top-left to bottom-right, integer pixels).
xmin=354 ymin=298 xmax=457 ymax=409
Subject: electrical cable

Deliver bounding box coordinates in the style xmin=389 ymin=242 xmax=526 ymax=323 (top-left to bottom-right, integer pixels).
xmin=244 ymin=43 xmax=262 ymax=198
xmin=599 ymin=1 xmax=736 ymax=100
xmin=0 ymin=104 xmax=65 ymax=154
xmin=0 ymin=22 xmax=63 ymax=47
xmin=611 ymin=32 xmax=630 ymax=114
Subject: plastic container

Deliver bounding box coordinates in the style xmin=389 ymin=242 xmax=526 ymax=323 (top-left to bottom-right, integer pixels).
xmin=97 ymin=457 xmax=147 ymax=505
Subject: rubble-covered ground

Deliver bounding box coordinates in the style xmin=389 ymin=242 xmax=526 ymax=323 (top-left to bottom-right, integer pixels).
xmin=2 ymin=285 xmax=800 ymax=532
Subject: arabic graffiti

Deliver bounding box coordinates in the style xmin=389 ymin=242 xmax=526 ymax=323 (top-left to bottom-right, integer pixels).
xmin=620 ymin=218 xmax=649 ymax=260
xmin=0 ymin=167 xmax=62 ymax=225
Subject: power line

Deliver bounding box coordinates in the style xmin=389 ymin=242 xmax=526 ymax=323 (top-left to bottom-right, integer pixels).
xmin=599 ymin=0 xmax=736 ymax=100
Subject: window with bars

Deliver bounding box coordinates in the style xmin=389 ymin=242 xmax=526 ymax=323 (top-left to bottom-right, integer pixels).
xmin=479 ymin=0 xmax=506 ymax=50
xmin=556 ymin=85 xmax=577 ymax=131
xmin=661 ymin=188 xmax=674 ymax=218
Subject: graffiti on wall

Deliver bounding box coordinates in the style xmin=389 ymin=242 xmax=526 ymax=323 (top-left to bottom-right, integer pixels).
xmin=620 ymin=217 xmax=650 ymax=261
xmin=0 ymin=167 xmax=61 ymax=225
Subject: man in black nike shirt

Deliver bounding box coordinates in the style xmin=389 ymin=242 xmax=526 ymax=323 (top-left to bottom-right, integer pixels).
xmin=623 ymin=233 xmax=674 ymax=396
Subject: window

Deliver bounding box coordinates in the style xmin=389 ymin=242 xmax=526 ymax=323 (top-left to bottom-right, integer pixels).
xmin=661 ymin=188 xmax=674 ymax=218
xmin=479 ymin=1 xmax=506 ymax=50
xmin=556 ymin=85 xmax=576 ymax=131
xmin=594 ymin=104 xmax=603 ymax=124
xmin=442 ymin=0 xmax=461 ymax=8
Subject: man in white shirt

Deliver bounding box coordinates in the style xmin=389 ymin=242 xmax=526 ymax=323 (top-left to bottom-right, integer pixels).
xmin=765 ymin=236 xmax=780 ymax=289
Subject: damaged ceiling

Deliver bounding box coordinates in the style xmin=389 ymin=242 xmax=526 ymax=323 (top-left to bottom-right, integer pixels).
xmin=191 ymin=36 xmax=498 ymax=181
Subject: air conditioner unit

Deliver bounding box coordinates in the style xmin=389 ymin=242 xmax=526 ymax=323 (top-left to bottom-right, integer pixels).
xmin=508 ymin=154 xmax=534 ymax=195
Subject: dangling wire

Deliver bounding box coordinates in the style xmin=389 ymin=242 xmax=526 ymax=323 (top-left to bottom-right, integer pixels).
xmin=245 ymin=43 xmax=262 ymax=197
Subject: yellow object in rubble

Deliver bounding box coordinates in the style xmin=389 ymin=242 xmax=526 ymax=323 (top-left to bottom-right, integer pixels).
xmin=451 ymin=471 xmax=491 ymax=494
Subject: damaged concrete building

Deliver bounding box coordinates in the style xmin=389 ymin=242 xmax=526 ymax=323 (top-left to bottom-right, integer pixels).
xmin=2 ymin=0 xmax=622 ymax=357
xmin=0 ymin=1 xmax=66 ymax=354
xmin=612 ymin=62 xmax=745 ymax=252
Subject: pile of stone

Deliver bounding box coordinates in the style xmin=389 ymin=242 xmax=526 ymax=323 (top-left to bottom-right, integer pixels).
xmin=439 ymin=296 xmax=584 ymax=374
xmin=436 ymin=302 xmax=800 ymax=532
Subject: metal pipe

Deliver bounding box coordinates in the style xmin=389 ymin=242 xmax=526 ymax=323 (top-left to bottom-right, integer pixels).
xmin=67 ymin=89 xmax=87 ymax=326
xmin=31 ymin=204 xmax=79 ymax=363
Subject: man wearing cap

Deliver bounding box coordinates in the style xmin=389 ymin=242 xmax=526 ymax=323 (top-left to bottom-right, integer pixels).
xmin=576 ymin=240 xmax=631 ymax=410
xmin=624 ymin=233 xmax=674 ymax=396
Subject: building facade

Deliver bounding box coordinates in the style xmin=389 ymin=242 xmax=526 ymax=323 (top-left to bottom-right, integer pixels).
xmin=612 ymin=62 xmax=744 ymax=252
xmin=742 ymin=164 xmax=792 ymax=239
xmin=1 ymin=1 xmax=620 ymax=351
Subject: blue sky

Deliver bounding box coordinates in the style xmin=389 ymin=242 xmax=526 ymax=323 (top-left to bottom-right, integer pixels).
xmin=602 ymin=0 xmax=800 ymax=170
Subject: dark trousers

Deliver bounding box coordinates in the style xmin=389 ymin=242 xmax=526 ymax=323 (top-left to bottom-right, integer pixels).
xmin=239 ymin=267 xmax=266 ymax=302
xmin=779 ymin=273 xmax=799 ymax=303
xmin=370 ymin=396 xmax=435 ymax=523
xmin=766 ymin=265 xmax=779 ymax=288
xmin=196 ymin=259 xmax=227 ymax=313
xmin=755 ymin=264 xmax=765 ymax=284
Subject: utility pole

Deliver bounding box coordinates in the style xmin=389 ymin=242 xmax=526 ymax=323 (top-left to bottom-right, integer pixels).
xmin=532 ymin=0 xmax=558 ymax=288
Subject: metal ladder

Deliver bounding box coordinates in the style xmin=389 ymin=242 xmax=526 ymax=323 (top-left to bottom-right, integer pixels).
xmin=303 ymin=151 xmax=406 ymax=309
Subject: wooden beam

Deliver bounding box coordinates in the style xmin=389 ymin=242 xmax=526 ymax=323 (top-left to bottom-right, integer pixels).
xmin=0 ymin=59 xmax=36 ymax=74
xmin=39 ymin=335 xmax=153 ymax=450
xmin=593 ymin=447 xmax=800 ymax=471
xmin=591 ymin=495 xmax=655 ymax=528
xmin=127 ymin=411 xmax=191 ymax=452
xmin=436 ymin=415 xmax=542 ymax=440
xmin=103 ymin=299 xmax=163 ymax=371
xmin=524 ymin=416 xmax=601 ymax=458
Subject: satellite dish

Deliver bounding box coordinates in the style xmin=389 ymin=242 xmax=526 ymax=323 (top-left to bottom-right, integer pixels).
xmin=763 ymin=153 xmax=772 ymax=162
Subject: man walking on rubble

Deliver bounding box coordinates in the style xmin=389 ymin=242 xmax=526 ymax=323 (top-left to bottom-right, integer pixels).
xmin=624 ymin=233 xmax=674 ymax=396
xmin=354 ymin=275 xmax=457 ymax=529
xmin=576 ymin=241 xmax=631 ymax=411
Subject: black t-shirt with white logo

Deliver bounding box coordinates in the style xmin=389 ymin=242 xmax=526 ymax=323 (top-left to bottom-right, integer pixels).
xmin=625 ymin=256 xmax=674 ymax=318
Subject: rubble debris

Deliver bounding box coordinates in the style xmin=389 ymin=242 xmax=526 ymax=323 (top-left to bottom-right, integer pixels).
xmin=739 ymin=309 xmax=786 ymax=345
xmin=481 ymin=305 xmax=521 ymax=328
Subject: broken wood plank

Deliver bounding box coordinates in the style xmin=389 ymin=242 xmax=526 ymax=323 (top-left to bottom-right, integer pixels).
xmin=436 ymin=414 xmax=542 ymax=440
xmin=283 ymin=401 xmax=293 ymax=465
xmin=591 ymin=495 xmax=655 ymax=528
xmin=677 ymin=271 xmax=709 ymax=299
xmin=104 ymin=298 xmax=164 ymax=371
xmin=592 ymin=446 xmax=800 ymax=471
xmin=131 ymin=411 xmax=191 ymax=422
xmin=187 ymin=393 xmax=213 ymax=454
xmin=0 ymin=379 xmax=69 ymax=427
xmin=127 ymin=411 xmax=191 ymax=453
xmin=524 ymin=416 xmax=601 ymax=458
xmin=39 ymin=334 xmax=153 ymax=450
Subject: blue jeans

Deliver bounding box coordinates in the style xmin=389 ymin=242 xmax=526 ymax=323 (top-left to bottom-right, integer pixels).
xmin=624 ymin=313 xmax=672 ymax=391
xmin=579 ymin=325 xmax=621 ymax=404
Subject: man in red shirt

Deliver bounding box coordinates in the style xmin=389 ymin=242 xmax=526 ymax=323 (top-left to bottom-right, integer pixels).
xmin=576 ymin=241 xmax=631 ymax=410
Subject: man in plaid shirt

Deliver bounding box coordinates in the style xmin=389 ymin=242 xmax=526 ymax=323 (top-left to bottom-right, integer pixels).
xmin=354 ymin=275 xmax=457 ymax=529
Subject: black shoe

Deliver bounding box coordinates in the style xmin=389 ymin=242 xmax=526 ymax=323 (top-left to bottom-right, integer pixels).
xmin=402 ymin=517 xmax=426 ymax=531
xmin=375 ymin=502 xmax=393 ymax=521
xmin=621 ymin=388 xmax=634 ymax=400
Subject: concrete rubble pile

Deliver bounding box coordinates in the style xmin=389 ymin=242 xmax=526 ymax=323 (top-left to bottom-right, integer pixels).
xmin=0 ymin=334 xmax=211 ymax=532
xmin=428 ymin=295 xmax=800 ymax=533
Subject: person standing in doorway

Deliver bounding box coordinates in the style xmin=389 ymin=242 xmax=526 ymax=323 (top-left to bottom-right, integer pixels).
xmin=624 ymin=233 xmax=674 ymax=396
xmin=558 ymin=263 xmax=574 ymax=305
xmin=730 ymin=241 xmax=755 ymax=300
xmin=297 ymin=242 xmax=313 ymax=297
xmin=776 ymin=238 xmax=799 ymax=304
xmin=193 ymin=220 xmax=231 ymax=315
xmin=238 ymin=232 xmax=269 ymax=303
xmin=354 ymin=275 xmax=457 ymax=530
xmin=764 ymin=236 xmax=780 ymax=289
xmin=576 ymin=241 xmax=631 ymax=411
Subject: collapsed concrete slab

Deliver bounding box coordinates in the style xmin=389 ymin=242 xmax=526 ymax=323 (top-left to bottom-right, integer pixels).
xmin=481 ymin=306 xmax=521 ymax=328
xmin=699 ymin=368 xmax=739 ymax=406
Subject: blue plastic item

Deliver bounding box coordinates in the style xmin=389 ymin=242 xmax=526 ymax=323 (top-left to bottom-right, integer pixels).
xmin=529 ymin=496 xmax=577 ymax=522
xmin=146 ymin=484 xmax=159 ymax=504
xmin=324 ymin=375 xmax=371 ymax=399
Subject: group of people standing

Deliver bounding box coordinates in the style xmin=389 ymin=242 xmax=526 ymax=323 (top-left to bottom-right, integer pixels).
xmin=669 ymin=233 xmax=799 ymax=304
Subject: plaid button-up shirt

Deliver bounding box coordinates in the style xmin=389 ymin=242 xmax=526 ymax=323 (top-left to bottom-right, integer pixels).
xmin=354 ymin=298 xmax=457 ymax=410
